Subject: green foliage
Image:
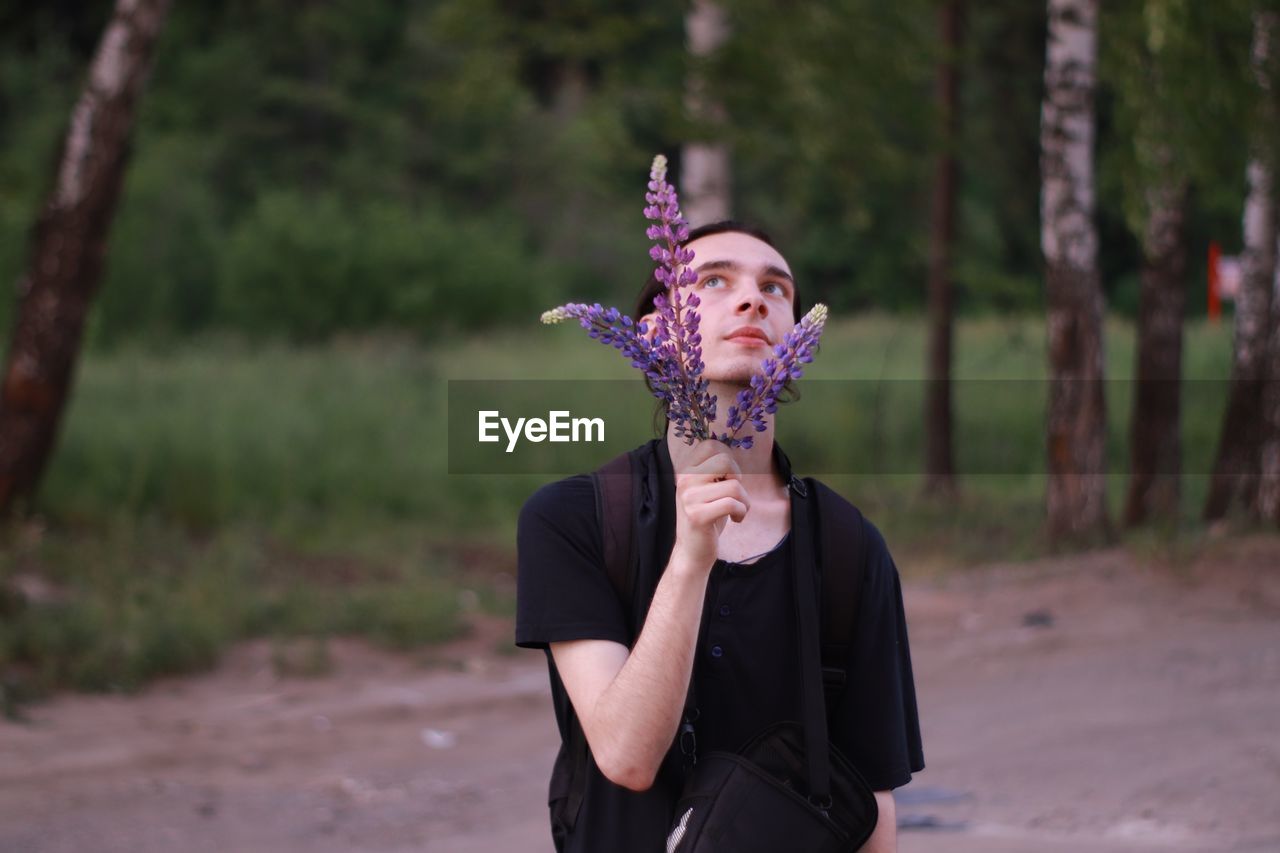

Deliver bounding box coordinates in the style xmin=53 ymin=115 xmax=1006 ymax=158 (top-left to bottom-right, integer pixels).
xmin=41 ymin=314 xmax=1237 ymax=536
xmin=1 ymin=521 xmax=241 ymax=693
xmin=0 ymin=39 xmax=85 ymax=335
xmin=42 ymin=336 xmax=444 ymax=527
xmin=215 ymin=190 xmax=553 ymax=341
xmin=1100 ymin=0 xmax=1256 ymax=251
xmin=93 ymin=134 xmax=225 ymax=344
xmin=712 ymin=0 xmax=937 ymax=311
xmin=244 ymin=576 xmax=463 ymax=649
xmin=2 ymin=0 xmax=1268 ymax=341
xmin=955 ymin=0 xmax=1047 ymax=311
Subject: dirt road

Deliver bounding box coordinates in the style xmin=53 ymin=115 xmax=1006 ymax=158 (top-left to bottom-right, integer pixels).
xmin=3 ymin=535 xmax=1279 ymax=852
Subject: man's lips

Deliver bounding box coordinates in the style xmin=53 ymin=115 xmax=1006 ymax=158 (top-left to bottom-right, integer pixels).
xmin=725 ymin=326 xmax=770 ymax=346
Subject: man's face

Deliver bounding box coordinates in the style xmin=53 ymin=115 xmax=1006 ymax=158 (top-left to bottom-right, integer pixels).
xmin=642 ymin=231 xmax=797 ymax=385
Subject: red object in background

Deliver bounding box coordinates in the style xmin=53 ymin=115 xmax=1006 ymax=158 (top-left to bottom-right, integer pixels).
xmin=1208 ymin=241 xmax=1221 ymax=323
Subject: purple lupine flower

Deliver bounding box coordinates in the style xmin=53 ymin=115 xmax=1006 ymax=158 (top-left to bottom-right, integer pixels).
xmin=643 ymin=155 xmax=698 ymax=288
xmin=541 ymin=154 xmax=830 ymax=449
xmin=719 ymin=304 xmax=829 ymax=450
xmin=540 ymin=301 xmax=688 ymax=419
xmin=540 ymin=303 xmax=655 ymax=369
xmin=641 ymin=154 xmax=715 ymax=442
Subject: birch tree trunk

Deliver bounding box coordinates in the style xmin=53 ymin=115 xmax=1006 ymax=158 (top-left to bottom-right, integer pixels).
xmin=682 ymin=0 xmax=731 ymax=226
xmin=0 ymin=0 xmax=172 ymax=517
xmin=1124 ymin=173 xmax=1188 ymax=526
xmin=1040 ymin=0 xmax=1110 ymax=542
xmin=924 ymin=0 xmax=964 ymax=497
xmin=1205 ymin=12 xmax=1277 ymax=522
xmin=1261 ymin=278 xmax=1280 ymax=522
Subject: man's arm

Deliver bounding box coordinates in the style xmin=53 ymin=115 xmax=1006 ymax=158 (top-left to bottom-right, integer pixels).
xmin=858 ymin=791 xmax=896 ymax=853
xmin=551 ymin=552 xmax=710 ymax=790
xmin=551 ymin=445 xmax=749 ymax=792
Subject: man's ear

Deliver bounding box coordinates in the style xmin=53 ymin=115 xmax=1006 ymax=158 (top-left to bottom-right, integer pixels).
xmin=639 ymin=312 xmax=658 ymax=342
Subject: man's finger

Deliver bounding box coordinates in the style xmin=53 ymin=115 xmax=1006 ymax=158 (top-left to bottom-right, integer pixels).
xmin=687 ymin=497 xmax=749 ymax=527
xmin=684 ymin=451 xmax=742 ymax=482
xmin=682 ymin=479 xmax=751 ymax=510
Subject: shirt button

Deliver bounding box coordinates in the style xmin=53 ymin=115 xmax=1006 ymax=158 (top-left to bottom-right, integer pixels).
xmin=718 ymin=604 xmax=731 ymax=617
xmin=710 ymin=645 xmax=724 ymax=658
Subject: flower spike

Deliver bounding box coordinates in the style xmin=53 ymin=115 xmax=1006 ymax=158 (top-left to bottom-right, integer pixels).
xmin=540 ymin=155 xmax=829 ymax=448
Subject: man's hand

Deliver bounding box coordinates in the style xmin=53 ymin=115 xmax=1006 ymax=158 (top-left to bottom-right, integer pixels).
xmin=671 ymin=439 xmax=751 ymax=571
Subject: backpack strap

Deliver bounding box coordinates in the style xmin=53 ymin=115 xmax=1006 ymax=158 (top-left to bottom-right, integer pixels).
xmin=809 ymin=478 xmax=867 ymax=720
xmin=593 ymin=449 xmax=638 ymax=609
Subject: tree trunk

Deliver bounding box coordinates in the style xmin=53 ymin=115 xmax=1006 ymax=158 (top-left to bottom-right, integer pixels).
xmin=1256 ymin=234 xmax=1280 ymax=522
xmin=925 ymin=0 xmax=964 ymax=497
xmin=544 ymin=61 xmax=592 ymax=264
xmin=1124 ymin=176 xmax=1188 ymax=526
xmin=682 ymin=0 xmax=731 ymax=226
xmin=1040 ymin=0 xmax=1110 ymax=542
xmin=1205 ymin=12 xmax=1277 ymax=523
xmin=0 ymin=0 xmax=172 ymax=517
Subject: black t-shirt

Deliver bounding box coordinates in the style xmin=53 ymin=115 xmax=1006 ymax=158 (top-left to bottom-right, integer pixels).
xmin=515 ymin=441 xmax=925 ymax=852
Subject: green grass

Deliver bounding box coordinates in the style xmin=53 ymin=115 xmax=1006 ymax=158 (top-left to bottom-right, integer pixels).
xmin=0 ymin=313 xmax=1258 ymax=702
xmin=0 ymin=514 xmax=477 ymax=703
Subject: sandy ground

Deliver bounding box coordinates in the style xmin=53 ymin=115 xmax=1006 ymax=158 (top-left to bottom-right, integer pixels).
xmin=3 ymin=534 xmax=1279 ymax=853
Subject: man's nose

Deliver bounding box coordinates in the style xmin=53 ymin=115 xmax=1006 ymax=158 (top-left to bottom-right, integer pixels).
xmin=737 ymin=289 xmax=768 ymax=316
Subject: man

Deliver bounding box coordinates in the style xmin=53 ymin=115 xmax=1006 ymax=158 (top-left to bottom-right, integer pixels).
xmin=517 ymin=222 xmax=924 ymax=851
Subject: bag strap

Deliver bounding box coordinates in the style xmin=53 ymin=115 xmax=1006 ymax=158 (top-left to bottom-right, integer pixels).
xmin=814 ymin=481 xmax=867 ymax=719
xmin=593 ymin=448 xmax=638 ymax=615
xmin=561 ymin=706 xmax=588 ymax=831
xmin=790 ymin=474 xmax=833 ymax=807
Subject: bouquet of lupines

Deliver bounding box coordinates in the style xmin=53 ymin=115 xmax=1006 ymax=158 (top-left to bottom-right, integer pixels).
xmin=541 ymin=154 xmax=828 ymax=450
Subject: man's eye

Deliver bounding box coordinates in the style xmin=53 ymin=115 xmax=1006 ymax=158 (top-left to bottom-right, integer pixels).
xmin=702 ymin=276 xmax=725 ymax=288
xmin=764 ymin=282 xmax=785 ymax=294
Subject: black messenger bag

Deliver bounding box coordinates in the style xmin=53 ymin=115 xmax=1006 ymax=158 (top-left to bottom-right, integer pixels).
xmin=663 ymin=475 xmax=879 ymax=853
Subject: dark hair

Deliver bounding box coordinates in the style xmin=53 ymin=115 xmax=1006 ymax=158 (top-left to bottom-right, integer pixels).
xmin=631 ymin=220 xmax=805 ymax=437
xmin=630 ymin=220 xmax=804 ymax=325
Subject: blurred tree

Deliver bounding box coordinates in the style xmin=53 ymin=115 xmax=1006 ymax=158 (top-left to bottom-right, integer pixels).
xmin=956 ymin=0 xmax=1046 ymax=312
xmin=924 ymin=0 xmax=964 ymax=497
xmin=1111 ymin=1 xmax=1191 ymax=526
xmin=1250 ymin=11 xmax=1280 ymax=523
xmin=1040 ymin=0 xmax=1110 ymax=542
xmin=1261 ymin=240 xmax=1280 ymax=521
xmin=0 ymin=0 xmax=171 ymax=517
xmin=1206 ymin=10 xmax=1279 ymax=522
xmin=712 ymin=0 xmax=935 ymax=312
xmin=1125 ymin=178 xmax=1188 ymax=526
xmin=495 ymin=0 xmax=686 ymax=293
xmin=1101 ymin=0 xmax=1257 ymax=525
xmin=682 ymin=0 xmax=731 ymax=225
